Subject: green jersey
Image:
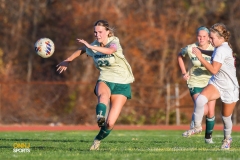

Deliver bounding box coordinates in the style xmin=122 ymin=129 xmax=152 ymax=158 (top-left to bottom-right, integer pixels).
xmin=180 ymin=43 xmax=214 ymax=88
xmin=86 ymin=36 xmax=134 ymax=84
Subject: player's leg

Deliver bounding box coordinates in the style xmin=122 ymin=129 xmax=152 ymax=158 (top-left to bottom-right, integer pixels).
xmin=194 ymin=84 xmax=220 ymax=129
xmin=90 ymin=81 xmax=111 ymax=151
xmin=190 ymin=93 xmax=199 ymax=128
xmin=95 ymin=95 xmax=127 ymax=139
xmin=184 ymin=85 xmax=219 ymax=137
xmin=94 ymin=82 xmax=129 ymax=137
xmin=186 ymin=100 xmax=215 ymax=140
xmin=221 ymin=102 xmax=236 ymax=150
xmin=204 ymin=100 xmax=216 ymax=143
xmin=106 ymin=94 xmax=127 ymax=129
xmin=90 ymin=95 xmax=127 ymax=150
xmin=90 ymin=82 xmax=130 ymax=150
xmin=95 ymin=81 xmax=111 ymax=127
xmin=183 ymin=87 xmax=208 ymax=137
xmin=182 ymin=92 xmax=200 ymax=137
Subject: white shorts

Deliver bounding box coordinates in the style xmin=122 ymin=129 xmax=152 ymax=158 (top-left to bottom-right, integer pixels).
xmin=209 ymin=81 xmax=239 ymax=104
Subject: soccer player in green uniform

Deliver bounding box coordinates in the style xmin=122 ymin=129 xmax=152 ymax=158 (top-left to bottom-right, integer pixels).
xmin=57 ymin=20 xmax=134 ymax=150
xmin=178 ymin=26 xmax=216 ymax=143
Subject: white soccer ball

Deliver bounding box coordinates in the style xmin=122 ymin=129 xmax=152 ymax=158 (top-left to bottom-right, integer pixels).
xmin=34 ymin=38 xmax=55 ymax=58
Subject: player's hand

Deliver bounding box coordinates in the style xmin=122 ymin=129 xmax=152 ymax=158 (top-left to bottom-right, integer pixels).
xmin=192 ymin=47 xmax=202 ymax=59
xmin=77 ymin=39 xmax=91 ymax=49
xmin=56 ymin=61 xmax=70 ymax=74
xmin=182 ymin=73 xmax=190 ymax=81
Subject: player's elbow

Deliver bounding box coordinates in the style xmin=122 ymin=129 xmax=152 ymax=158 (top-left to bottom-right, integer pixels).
xmin=107 ymin=48 xmax=116 ymax=54
xmin=211 ymin=69 xmax=219 ymax=75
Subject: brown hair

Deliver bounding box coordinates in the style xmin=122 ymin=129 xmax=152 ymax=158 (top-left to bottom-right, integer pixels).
xmin=210 ymin=23 xmax=232 ymax=48
xmin=94 ymin=20 xmax=114 ymax=37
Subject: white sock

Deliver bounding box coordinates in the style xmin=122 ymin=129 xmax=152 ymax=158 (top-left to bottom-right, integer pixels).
xmin=194 ymin=94 xmax=208 ymax=128
xmin=222 ymin=115 xmax=232 ymax=139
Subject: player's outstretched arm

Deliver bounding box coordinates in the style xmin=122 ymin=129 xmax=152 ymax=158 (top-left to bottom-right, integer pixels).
xmin=56 ymin=48 xmax=86 ymax=74
xmin=77 ymin=39 xmax=116 ymax=55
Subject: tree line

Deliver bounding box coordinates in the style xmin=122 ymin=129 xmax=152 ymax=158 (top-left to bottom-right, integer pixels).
xmin=0 ymin=0 xmax=239 ymax=124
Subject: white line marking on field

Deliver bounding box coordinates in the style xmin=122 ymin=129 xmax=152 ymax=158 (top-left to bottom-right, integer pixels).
xmin=111 ymin=147 xmax=240 ymax=152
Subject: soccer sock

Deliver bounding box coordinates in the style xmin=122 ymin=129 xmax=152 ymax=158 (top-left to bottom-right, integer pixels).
xmin=205 ymin=116 xmax=215 ymax=139
xmin=190 ymin=113 xmax=195 ymax=129
xmin=96 ymin=103 xmax=107 ymax=117
xmin=222 ymin=114 xmax=232 ymax=139
xmin=194 ymin=94 xmax=208 ymax=128
xmin=95 ymin=126 xmax=112 ymax=140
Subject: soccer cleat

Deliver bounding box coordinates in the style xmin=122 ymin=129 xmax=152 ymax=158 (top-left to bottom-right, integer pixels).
xmin=205 ymin=138 xmax=214 ymax=144
xmin=182 ymin=127 xmax=202 ymax=137
xmin=182 ymin=130 xmax=189 ymax=137
xmin=182 ymin=129 xmax=192 ymax=137
xmin=90 ymin=139 xmax=101 ymax=150
xmin=221 ymin=137 xmax=232 ymax=150
xmin=97 ymin=115 xmax=105 ymax=127
xmin=182 ymin=121 xmax=195 ymax=137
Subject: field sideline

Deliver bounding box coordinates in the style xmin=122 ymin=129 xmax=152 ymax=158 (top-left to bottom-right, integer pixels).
xmin=1 ymin=124 xmax=240 ymax=131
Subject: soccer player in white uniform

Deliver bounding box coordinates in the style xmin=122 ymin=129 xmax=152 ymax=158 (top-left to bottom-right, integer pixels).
xmin=185 ymin=23 xmax=239 ymax=150
xmin=57 ymin=20 xmax=134 ymax=150
xmin=178 ymin=26 xmax=216 ymax=143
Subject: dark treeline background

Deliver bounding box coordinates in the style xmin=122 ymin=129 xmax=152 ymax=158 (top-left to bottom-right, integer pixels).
xmin=0 ymin=0 xmax=240 ymax=125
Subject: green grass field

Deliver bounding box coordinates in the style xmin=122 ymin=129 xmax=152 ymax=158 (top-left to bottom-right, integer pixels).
xmin=0 ymin=130 xmax=239 ymax=160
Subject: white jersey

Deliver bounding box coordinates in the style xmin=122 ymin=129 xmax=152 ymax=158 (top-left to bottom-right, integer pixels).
xmin=209 ymin=42 xmax=239 ymax=90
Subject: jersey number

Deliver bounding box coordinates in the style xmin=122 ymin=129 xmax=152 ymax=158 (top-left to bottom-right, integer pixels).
xmin=98 ymin=60 xmax=110 ymax=67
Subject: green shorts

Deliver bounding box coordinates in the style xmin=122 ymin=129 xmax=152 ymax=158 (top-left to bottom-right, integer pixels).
xmin=94 ymin=80 xmax=132 ymax=99
xmin=189 ymin=87 xmax=204 ymax=96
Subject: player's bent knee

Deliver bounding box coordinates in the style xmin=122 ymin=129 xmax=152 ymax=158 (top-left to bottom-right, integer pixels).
xmin=98 ymin=93 xmax=110 ymax=103
xmin=196 ymin=94 xmax=208 ymax=107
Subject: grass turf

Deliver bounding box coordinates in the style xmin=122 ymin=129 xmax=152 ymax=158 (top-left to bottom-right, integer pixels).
xmin=0 ymin=130 xmax=239 ymax=160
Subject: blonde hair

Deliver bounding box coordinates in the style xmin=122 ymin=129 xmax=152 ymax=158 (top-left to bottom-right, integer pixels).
xmin=210 ymin=23 xmax=232 ymax=48
xmin=94 ymin=20 xmax=114 ymax=37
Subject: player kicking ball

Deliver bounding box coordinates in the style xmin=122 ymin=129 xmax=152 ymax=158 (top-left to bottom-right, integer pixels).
xmin=57 ymin=20 xmax=134 ymax=150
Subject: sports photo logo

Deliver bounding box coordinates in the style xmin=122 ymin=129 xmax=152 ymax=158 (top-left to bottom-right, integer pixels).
xmin=13 ymin=143 xmax=31 ymax=153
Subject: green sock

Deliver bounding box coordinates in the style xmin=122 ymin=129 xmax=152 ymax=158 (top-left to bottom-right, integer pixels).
xmin=96 ymin=103 xmax=107 ymax=117
xmin=205 ymin=116 xmax=215 ymax=139
xmin=95 ymin=126 xmax=112 ymax=140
